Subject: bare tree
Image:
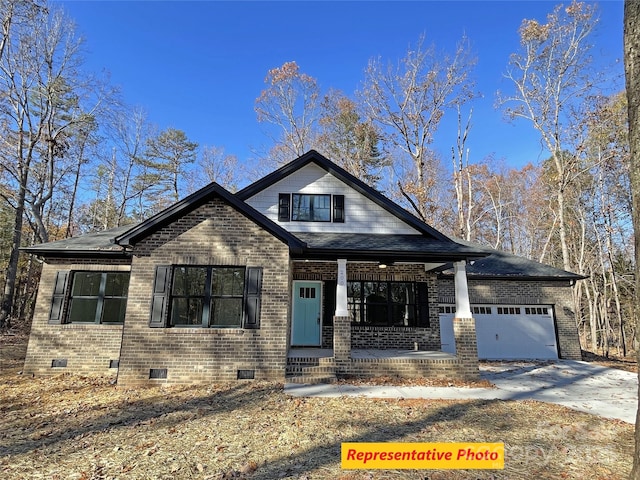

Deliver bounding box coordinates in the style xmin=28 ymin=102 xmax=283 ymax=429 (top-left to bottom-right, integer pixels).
xmin=360 ymin=33 xmax=477 ymax=222
xmin=498 ymin=1 xmax=600 ymax=272
xmin=191 ymin=145 xmax=238 ymax=192
xmin=255 ymin=61 xmax=320 ymax=165
xmin=0 ymin=1 xmax=103 ymax=327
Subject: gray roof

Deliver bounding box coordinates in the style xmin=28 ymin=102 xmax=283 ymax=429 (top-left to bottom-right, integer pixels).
xmin=21 ymin=225 xmax=132 ymax=258
xmin=293 ymin=233 xmax=487 ymax=262
xmin=438 ymin=241 xmax=585 ymax=280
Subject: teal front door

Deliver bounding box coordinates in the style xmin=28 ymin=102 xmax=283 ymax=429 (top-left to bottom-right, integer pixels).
xmin=291 ymin=281 xmax=322 ymax=346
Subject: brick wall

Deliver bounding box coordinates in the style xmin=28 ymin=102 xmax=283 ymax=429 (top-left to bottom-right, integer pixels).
xmin=438 ymin=277 xmax=582 ymax=360
xmin=23 ymin=259 xmax=130 ymax=377
xmin=116 ymin=198 xmax=292 ymax=385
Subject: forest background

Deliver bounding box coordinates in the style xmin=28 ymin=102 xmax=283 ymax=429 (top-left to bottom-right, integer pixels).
xmin=0 ymin=0 xmax=632 ymax=359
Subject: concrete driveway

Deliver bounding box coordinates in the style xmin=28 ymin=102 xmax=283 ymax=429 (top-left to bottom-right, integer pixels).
xmin=284 ymin=360 xmax=638 ymax=424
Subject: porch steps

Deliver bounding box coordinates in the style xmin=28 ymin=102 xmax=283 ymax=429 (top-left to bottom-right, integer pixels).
xmin=285 ymin=356 xmax=337 ymax=384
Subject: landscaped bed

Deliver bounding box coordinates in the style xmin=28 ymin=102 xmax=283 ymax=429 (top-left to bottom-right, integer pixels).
xmin=0 ymin=335 xmax=634 ymax=480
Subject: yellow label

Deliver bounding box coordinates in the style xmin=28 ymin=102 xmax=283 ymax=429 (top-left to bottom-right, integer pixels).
xmin=341 ymin=442 xmax=504 ymax=470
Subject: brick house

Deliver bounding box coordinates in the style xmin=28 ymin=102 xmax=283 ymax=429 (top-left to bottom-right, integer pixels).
xmin=22 ymin=150 xmax=583 ymax=385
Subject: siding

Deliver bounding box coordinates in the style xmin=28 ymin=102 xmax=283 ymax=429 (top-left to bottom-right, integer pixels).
xmin=245 ymin=163 xmax=420 ymax=234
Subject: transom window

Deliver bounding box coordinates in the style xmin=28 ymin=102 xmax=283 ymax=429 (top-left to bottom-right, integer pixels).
xmin=348 ymin=281 xmax=418 ymax=327
xmin=68 ymin=272 xmax=130 ymax=324
xmin=170 ymin=266 xmax=246 ymax=327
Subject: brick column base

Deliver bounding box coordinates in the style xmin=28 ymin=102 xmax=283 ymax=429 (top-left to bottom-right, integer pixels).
xmin=333 ymin=315 xmax=351 ymax=374
xmin=453 ymin=317 xmax=479 ymax=379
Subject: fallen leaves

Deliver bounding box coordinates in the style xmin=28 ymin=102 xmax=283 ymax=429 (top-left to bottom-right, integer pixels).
xmin=0 ymin=335 xmax=635 ymax=479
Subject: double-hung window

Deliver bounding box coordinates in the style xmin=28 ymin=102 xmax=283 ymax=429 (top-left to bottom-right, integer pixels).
xmin=67 ymin=272 xmax=130 ymax=324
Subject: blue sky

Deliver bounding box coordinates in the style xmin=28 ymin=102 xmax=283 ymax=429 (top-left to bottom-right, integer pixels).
xmin=58 ymin=0 xmax=625 ymax=175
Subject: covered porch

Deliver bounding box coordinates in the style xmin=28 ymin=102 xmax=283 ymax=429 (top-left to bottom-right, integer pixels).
xmin=286 ymin=240 xmax=479 ymax=383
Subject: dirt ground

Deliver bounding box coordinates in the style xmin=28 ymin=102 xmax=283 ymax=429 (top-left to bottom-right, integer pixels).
xmin=0 ymin=333 xmax=635 ymax=480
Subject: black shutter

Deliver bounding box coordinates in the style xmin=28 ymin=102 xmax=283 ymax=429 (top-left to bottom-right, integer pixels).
xmin=149 ymin=266 xmax=171 ymax=328
xmin=278 ymin=193 xmax=290 ymax=222
xmin=323 ymin=280 xmax=336 ymax=325
xmin=48 ymin=271 xmax=70 ymax=324
xmin=416 ymin=282 xmax=430 ymax=328
xmin=244 ymin=267 xmax=263 ymax=329
xmin=333 ymin=195 xmax=345 ymax=223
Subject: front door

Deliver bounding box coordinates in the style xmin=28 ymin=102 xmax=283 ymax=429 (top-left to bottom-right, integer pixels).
xmin=291 ymin=281 xmax=322 ymax=346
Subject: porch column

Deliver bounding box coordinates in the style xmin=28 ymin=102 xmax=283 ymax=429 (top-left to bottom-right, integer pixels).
xmin=333 ymin=258 xmax=351 ymax=373
xmin=453 ymin=260 xmax=472 ymax=318
xmin=335 ymin=259 xmax=348 ymax=316
xmin=453 ymin=260 xmax=479 ymax=379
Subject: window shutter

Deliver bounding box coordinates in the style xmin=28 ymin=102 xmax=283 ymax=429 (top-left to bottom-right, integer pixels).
xmin=244 ymin=267 xmax=262 ymax=329
xmin=149 ymin=266 xmax=171 ymax=328
xmin=48 ymin=271 xmax=70 ymax=324
xmin=278 ymin=194 xmax=290 ymax=222
xmin=333 ymin=195 xmax=345 ymax=223
xmin=416 ymin=282 xmax=430 ymax=328
xmin=323 ymin=280 xmax=336 ymax=325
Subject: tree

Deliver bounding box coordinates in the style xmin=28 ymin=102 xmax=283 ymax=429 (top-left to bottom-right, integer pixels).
xmin=255 ymin=61 xmax=320 ymax=166
xmin=318 ymin=90 xmax=385 ymax=187
xmin=360 ymin=33 xmax=477 ymax=223
xmin=498 ymin=1 xmax=601 ymax=273
xmin=190 ymin=145 xmax=239 ymax=192
xmin=0 ymin=1 xmax=103 ymax=328
xmin=144 ymin=127 xmax=198 ymax=202
xmin=623 ymin=0 xmax=640 ymax=477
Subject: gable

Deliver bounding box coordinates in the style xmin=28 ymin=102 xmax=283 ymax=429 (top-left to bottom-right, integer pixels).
xmin=244 ymin=163 xmax=420 ymax=235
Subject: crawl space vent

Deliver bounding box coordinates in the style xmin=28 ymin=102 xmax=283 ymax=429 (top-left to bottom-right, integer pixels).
xmin=237 ymin=369 xmax=255 ymax=380
xmin=149 ymin=368 xmax=168 ymax=379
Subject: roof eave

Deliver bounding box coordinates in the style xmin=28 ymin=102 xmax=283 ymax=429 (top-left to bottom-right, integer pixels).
xmin=293 ymin=248 xmax=487 ymax=262
xmin=20 ymin=248 xmax=132 ymax=260
xmin=437 ymin=272 xmax=587 ymax=281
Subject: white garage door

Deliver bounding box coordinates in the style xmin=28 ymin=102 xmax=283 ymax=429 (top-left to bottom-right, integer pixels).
xmin=439 ymin=305 xmax=559 ymax=360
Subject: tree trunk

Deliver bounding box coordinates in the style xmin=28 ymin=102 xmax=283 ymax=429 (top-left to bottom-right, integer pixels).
xmin=623 ymin=0 xmax=640 ymax=478
xmin=0 ymin=185 xmax=26 ymax=329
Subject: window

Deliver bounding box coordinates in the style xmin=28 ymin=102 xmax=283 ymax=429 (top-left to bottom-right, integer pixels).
xmin=67 ymin=272 xmax=130 ymax=324
xmin=497 ymin=306 xmax=521 ymax=315
xmin=439 ymin=305 xmax=455 ymax=314
xmin=292 ymin=194 xmax=331 ymax=222
xmin=148 ymin=265 xmax=262 ymax=329
xmin=170 ymin=266 xmax=247 ymax=327
xmin=525 ymin=307 xmax=549 ymax=315
xmin=472 ymin=306 xmax=492 ymax=315
xmin=347 ymin=281 xmax=425 ymax=327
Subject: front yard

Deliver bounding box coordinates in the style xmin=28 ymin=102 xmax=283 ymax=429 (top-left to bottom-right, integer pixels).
xmin=0 ymin=334 xmax=634 ymax=480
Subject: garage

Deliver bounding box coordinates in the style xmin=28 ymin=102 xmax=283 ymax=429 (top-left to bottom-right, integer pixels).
xmin=439 ymin=304 xmax=559 ymax=360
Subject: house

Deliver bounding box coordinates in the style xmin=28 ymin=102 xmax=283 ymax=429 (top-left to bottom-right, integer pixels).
xmin=22 ymin=150 xmax=582 ymax=385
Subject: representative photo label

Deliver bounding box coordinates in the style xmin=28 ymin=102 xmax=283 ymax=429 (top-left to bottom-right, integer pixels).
xmin=341 ymin=442 xmax=504 ymax=470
